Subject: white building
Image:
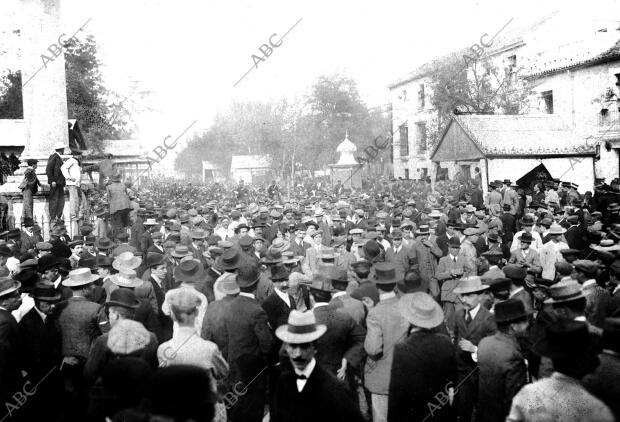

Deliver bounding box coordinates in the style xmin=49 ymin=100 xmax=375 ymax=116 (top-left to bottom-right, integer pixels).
xmin=230 ymin=154 xmax=271 ymax=184
xmin=389 ymin=10 xmax=620 ymax=188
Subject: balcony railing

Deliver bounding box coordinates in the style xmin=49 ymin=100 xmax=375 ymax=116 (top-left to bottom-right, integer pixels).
xmin=598 ymin=108 xmax=620 ymax=131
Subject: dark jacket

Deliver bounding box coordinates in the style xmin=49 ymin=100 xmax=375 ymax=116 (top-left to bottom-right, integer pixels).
xmin=477 ymin=331 xmax=528 ymax=422
xmin=454 ymin=305 xmax=497 ymax=371
xmin=18 ymin=307 xmax=62 ymax=379
xmin=262 ymin=291 xmax=294 ymax=363
xmin=148 ymin=277 xmax=172 ymax=343
xmin=583 ymin=351 xmax=620 ymax=421
xmin=201 ymin=295 xmax=236 ymax=358
xmin=58 ymin=296 xmax=102 ymax=359
xmin=46 ymin=152 xmax=65 ymax=186
xmin=388 ymin=330 xmax=457 ymax=422
xmin=313 ymin=304 xmax=366 ymax=374
xmin=222 ymin=294 xmax=273 ymax=383
xmin=271 ymin=362 xmax=366 ymax=422
xmin=0 ymin=309 xmax=24 ymax=402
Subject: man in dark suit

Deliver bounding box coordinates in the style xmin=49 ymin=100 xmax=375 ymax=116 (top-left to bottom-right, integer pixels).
xmin=221 ymin=263 xmax=273 ymax=422
xmin=583 ymin=317 xmax=620 ymax=421
xmin=385 ymin=229 xmax=416 ymax=274
xmin=288 ymin=223 xmax=311 ymax=258
xmin=309 ymin=274 xmax=366 ymax=383
xmin=500 ymin=204 xmax=515 ymax=245
xmin=453 ymin=277 xmax=497 ymax=422
xmin=46 ymin=143 xmax=66 ymax=222
xmin=329 ymin=268 xmax=365 ymax=326
xmin=388 ymin=292 xmax=457 ymax=422
xmin=58 ymin=269 xmax=102 ymax=421
xmin=18 ymin=283 xmax=63 ymax=420
xmin=201 ymin=273 xmax=239 ymax=358
xmin=271 ymin=310 xmax=365 ymax=422
xmin=477 ymin=299 xmax=529 ymax=422
xmin=0 ymin=278 xmax=25 ymax=406
xmin=145 ymin=252 xmax=173 ymax=343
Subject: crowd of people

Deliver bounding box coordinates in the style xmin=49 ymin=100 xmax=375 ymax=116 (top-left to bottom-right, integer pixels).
xmin=2 ymin=161 xmax=620 ymax=422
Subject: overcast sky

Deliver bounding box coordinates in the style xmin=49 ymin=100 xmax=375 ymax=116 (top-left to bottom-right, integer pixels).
xmin=2 ymin=0 xmax=619 ymax=146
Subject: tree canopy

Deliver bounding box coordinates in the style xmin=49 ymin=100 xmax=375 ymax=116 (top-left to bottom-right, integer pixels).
xmin=174 ymin=74 xmax=390 ymax=179
xmin=0 ymin=34 xmax=134 ymax=151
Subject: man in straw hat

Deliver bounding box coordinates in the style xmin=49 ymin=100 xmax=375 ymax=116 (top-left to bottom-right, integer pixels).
xmin=507 ymin=321 xmax=613 ymax=422
xmin=477 ymin=299 xmax=531 ymax=422
xmin=58 ymin=268 xmax=102 ymax=420
xmin=389 ymin=292 xmax=457 ymax=421
xmin=539 ymin=222 xmax=568 ymax=280
xmin=363 ymin=262 xmax=409 ymax=422
xmin=271 ymin=310 xmax=365 ymax=422
xmin=453 ymin=276 xmax=497 ymax=422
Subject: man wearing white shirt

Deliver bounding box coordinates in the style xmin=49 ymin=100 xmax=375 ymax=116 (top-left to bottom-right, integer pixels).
xmin=272 ymin=310 xmax=365 ymax=421
xmin=60 ymin=150 xmax=82 ymax=235
xmin=539 ymin=223 xmax=568 ymax=280
xmin=510 ymin=216 xmax=543 ymax=253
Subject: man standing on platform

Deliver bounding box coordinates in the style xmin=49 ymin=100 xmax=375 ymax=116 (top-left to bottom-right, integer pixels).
xmin=46 ymin=143 xmax=66 ymax=223
xmin=61 ymin=149 xmax=83 ymax=235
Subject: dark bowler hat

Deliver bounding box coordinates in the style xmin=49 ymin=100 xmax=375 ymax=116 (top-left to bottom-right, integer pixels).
xmin=236 ymin=263 xmax=260 ymax=288
xmin=373 ymin=262 xmax=399 ymax=284
xmin=95 ymin=237 xmax=114 ymax=250
xmin=533 ymin=320 xmax=592 ymax=359
xmin=269 ymin=264 xmax=289 ymax=281
xmin=174 ymin=260 xmax=205 ymax=283
xmin=448 ymin=237 xmax=461 ymax=248
xmin=38 ymin=254 xmax=60 ymax=272
xmin=145 ymin=252 xmax=164 ymax=268
xmin=494 ymin=299 xmax=532 ymax=323
xmin=105 ymin=288 xmax=140 ymax=310
xmin=503 ymin=264 xmax=527 ymax=280
xmin=518 ymin=232 xmax=533 ymax=243
xmin=219 ymin=249 xmax=241 ymax=271
xmin=32 ymin=282 xmax=61 ymax=302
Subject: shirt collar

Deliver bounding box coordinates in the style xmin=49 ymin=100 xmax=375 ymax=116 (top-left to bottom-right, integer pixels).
xmin=379 ymin=291 xmax=396 ymax=301
xmin=53 ymin=275 xmax=62 ymax=289
xmin=574 ymin=315 xmax=587 ymax=322
xmin=332 ymin=291 xmax=346 ymax=299
xmin=313 ymin=302 xmax=329 ymax=310
xmin=239 ymin=292 xmax=255 ymax=300
xmin=34 ymin=306 xmax=47 ymax=322
xmin=294 ymin=357 xmax=316 ymax=379
xmin=274 ymin=288 xmax=291 ymax=307
xmin=469 ymin=303 xmax=481 ymax=320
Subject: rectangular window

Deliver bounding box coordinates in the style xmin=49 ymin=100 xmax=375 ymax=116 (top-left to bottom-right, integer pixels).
xmin=399 ymin=125 xmax=409 ymax=156
xmin=404 ymin=169 xmax=409 ymax=180
xmin=615 ymin=73 xmax=620 ymax=88
xmin=508 ymin=55 xmax=517 ymax=69
xmin=418 ymin=84 xmax=425 ymax=109
xmin=416 ymin=122 xmax=427 ymax=153
xmin=542 ymin=91 xmax=554 ymax=114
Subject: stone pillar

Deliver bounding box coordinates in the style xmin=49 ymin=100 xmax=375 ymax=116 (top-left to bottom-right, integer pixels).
xmin=0 ymin=0 xmax=72 ymax=237
xmin=20 ymin=0 xmax=69 ymax=157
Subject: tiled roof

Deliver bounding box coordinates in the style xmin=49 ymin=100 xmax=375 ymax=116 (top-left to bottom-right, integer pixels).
xmin=527 ymin=38 xmax=620 ymax=78
xmin=230 ymin=154 xmax=270 ymax=169
xmin=452 ymin=114 xmax=595 ymax=156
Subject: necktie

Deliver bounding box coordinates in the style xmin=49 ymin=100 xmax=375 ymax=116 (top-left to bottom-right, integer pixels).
xmin=296 ymin=374 xmax=307 ymax=380
xmin=465 ymin=310 xmax=472 ymax=323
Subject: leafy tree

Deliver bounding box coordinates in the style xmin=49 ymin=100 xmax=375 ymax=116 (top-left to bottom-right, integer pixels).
xmin=0 ymin=70 xmax=23 ymax=119
xmin=0 ymin=35 xmax=134 ymax=151
xmin=427 ymin=57 xmax=532 ymax=151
